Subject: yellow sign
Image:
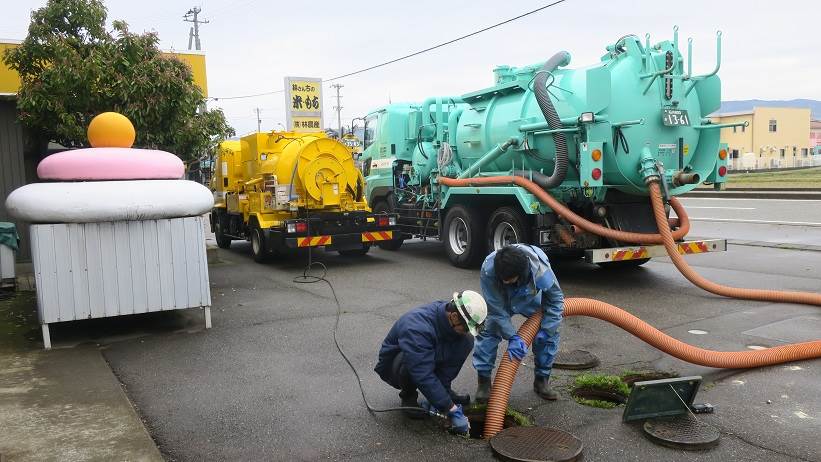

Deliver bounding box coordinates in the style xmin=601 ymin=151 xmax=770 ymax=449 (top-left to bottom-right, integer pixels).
xmin=285 ymin=76 xmax=322 ymax=133
xmin=683 ymin=144 xmax=690 ymax=155
xmin=0 ymin=41 xmax=209 ymax=96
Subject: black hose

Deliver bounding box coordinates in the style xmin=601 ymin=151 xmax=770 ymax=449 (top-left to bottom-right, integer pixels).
xmin=523 ymin=51 xmax=571 ymax=190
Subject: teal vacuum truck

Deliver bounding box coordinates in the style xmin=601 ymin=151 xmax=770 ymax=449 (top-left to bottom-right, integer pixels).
xmin=362 ymin=28 xmax=744 ymax=268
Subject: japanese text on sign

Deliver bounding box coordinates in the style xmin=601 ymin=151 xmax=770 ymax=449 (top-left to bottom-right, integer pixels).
xmin=285 ymin=76 xmax=323 ymax=133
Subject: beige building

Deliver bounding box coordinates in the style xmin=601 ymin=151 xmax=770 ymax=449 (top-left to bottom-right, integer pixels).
xmin=711 ymin=107 xmax=814 ymax=169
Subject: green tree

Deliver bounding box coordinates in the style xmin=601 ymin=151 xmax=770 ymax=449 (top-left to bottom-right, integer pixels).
xmin=3 ymin=0 xmax=234 ymax=161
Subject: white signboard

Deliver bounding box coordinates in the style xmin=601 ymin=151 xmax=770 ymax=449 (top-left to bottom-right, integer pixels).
xmin=284 ymin=76 xmax=323 ymax=133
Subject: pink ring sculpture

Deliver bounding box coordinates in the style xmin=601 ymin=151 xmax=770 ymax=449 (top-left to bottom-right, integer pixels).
xmin=37 ymin=147 xmax=185 ymax=180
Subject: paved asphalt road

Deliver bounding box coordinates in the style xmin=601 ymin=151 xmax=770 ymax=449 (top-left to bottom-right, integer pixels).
xmin=680 ymin=197 xmax=821 ymax=247
xmin=48 ymin=198 xmax=820 ymax=461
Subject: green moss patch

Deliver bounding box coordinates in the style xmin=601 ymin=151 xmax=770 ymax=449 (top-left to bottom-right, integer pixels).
xmin=571 ymin=373 xmax=630 ymax=409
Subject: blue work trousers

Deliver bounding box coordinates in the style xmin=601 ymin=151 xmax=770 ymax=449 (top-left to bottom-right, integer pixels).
xmin=473 ymin=304 xmax=562 ymax=378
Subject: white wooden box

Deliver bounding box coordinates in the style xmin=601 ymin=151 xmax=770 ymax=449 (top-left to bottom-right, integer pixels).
xmin=0 ymin=244 xmax=14 ymax=283
xmin=30 ymin=216 xmax=212 ymax=348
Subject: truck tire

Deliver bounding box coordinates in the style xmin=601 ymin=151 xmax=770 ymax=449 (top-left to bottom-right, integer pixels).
xmin=486 ymin=206 xmax=528 ymax=253
xmin=373 ymin=199 xmax=403 ymax=251
xmin=214 ymin=212 xmax=232 ymax=249
xmin=443 ymin=205 xmax=486 ymax=268
xmin=250 ymin=224 xmax=270 ymax=263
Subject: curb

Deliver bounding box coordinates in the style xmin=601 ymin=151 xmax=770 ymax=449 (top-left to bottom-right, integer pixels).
xmin=728 ymin=239 xmax=821 ymax=253
xmin=684 ymin=191 xmax=821 ymax=200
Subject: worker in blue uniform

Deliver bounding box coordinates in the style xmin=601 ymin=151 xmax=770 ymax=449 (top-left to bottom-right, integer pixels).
xmin=474 ymin=244 xmax=565 ymax=402
xmin=375 ymin=290 xmax=488 ymax=434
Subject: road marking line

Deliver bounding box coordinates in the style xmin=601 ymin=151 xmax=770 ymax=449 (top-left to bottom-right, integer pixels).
xmin=690 ymin=217 xmax=821 ymax=227
xmin=681 ymin=197 xmax=821 ymax=203
xmin=685 ymin=206 xmax=756 ymax=210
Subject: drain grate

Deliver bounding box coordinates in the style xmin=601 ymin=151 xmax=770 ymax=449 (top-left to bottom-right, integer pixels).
xmin=490 ymin=426 xmax=583 ymax=462
xmin=643 ymin=414 xmax=720 ymax=450
xmin=553 ymin=350 xmax=599 ymax=370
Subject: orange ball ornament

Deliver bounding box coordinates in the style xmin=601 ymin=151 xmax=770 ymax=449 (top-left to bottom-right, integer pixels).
xmin=87 ymin=112 xmax=136 ymax=148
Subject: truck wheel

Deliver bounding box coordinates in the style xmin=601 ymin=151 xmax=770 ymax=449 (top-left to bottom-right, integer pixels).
xmin=443 ymin=205 xmax=486 ymax=268
xmin=373 ymin=199 xmax=403 ymax=251
xmin=214 ymin=212 xmax=232 ymax=249
xmin=250 ymin=224 xmax=270 ymax=263
xmin=338 ymin=246 xmax=370 ymax=257
xmin=487 ymin=206 xmax=528 ymax=253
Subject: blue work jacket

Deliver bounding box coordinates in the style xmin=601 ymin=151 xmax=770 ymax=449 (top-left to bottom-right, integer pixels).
xmin=480 ymin=244 xmax=565 ymax=340
xmin=374 ymin=301 xmax=473 ymax=412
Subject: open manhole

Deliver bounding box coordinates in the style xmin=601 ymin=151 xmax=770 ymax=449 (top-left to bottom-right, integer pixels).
xmin=462 ymin=405 xmax=532 ymax=440
xmin=553 ymin=350 xmax=600 ymax=370
xmin=571 ymin=374 xmax=629 ymax=409
xmin=490 ymin=426 xmax=583 ymax=462
xmin=621 ymin=370 xmax=679 ymax=387
xmin=643 ymin=414 xmax=720 ymax=450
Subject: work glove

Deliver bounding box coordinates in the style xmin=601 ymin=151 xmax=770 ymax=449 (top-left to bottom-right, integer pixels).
xmin=448 ymin=404 xmax=470 ymax=434
xmin=507 ymin=335 xmax=528 ymax=361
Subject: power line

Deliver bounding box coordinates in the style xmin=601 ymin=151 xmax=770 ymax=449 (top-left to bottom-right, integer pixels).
xmin=325 ymin=0 xmax=567 ymax=82
xmin=207 ymin=0 xmax=569 ymax=101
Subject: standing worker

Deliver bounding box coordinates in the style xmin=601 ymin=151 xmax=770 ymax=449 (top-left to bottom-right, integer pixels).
xmin=474 ymin=244 xmax=565 ymax=402
xmin=375 ymin=291 xmax=488 ymax=434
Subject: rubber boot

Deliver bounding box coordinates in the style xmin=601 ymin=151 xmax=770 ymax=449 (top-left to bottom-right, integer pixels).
xmin=400 ymin=389 xmax=425 ymax=419
xmin=475 ymin=375 xmax=492 ymax=404
xmin=448 ymin=389 xmax=471 ymax=406
xmin=533 ymin=375 xmax=559 ymax=400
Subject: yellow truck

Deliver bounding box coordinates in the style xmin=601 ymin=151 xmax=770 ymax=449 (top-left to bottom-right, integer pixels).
xmin=210 ymin=131 xmax=397 ymax=262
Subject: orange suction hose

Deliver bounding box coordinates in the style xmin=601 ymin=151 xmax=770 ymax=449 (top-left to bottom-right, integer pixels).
xmin=483 ymin=299 xmax=821 ymax=438
xmin=470 ymin=176 xmax=821 ymax=439
xmin=437 ymin=175 xmax=691 ymax=244
xmin=647 ymin=182 xmax=821 ymax=306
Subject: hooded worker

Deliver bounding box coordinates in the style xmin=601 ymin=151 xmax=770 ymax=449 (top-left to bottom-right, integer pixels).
xmin=375 ymin=290 xmax=488 ymax=434
xmin=474 ymin=244 xmax=565 ymax=402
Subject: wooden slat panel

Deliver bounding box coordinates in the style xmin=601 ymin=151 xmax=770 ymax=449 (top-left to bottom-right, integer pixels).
xmin=113 ymin=222 xmax=133 ymax=315
xmin=67 ymin=223 xmax=90 ymax=319
xmin=156 ymin=219 xmax=175 ymax=310
xmin=195 ymin=217 xmax=211 ymax=306
xmin=84 ymin=223 xmax=106 ymax=319
xmin=142 ymin=220 xmax=162 ymax=312
xmin=183 ymin=217 xmax=202 ymax=307
xmin=128 ymin=221 xmax=148 ymax=314
xmin=98 ymin=223 xmax=118 ymax=317
xmin=170 ymin=218 xmax=188 ymax=308
xmin=52 ymin=225 xmax=76 ymax=322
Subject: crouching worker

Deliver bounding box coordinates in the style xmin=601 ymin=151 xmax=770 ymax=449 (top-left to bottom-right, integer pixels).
xmin=375 ymin=291 xmax=488 ymax=434
xmin=474 ymin=244 xmax=565 ymax=402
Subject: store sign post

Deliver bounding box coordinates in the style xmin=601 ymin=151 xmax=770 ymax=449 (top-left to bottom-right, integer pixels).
xmin=285 ymin=76 xmax=323 ymax=132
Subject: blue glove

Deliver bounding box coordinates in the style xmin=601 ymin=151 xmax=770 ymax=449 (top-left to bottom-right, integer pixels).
xmin=448 ymin=404 xmax=470 ymax=434
xmin=507 ymin=335 xmax=528 ymax=361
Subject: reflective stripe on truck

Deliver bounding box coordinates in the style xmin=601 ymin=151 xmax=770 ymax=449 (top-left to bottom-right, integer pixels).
xmin=584 ymin=239 xmax=727 ymax=263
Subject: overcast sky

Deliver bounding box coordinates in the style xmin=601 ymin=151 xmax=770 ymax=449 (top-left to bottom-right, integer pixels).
xmin=2 ymin=0 xmax=819 ymax=136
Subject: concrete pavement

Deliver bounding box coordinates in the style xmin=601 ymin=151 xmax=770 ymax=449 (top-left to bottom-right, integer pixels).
xmin=0 ymin=292 xmax=163 ymax=462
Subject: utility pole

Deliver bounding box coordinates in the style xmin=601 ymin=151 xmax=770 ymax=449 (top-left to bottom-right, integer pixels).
xmin=183 ymin=6 xmax=209 ymax=51
xmin=331 ymin=83 xmax=344 ymax=137
xmin=254 ymin=108 xmax=262 ymax=132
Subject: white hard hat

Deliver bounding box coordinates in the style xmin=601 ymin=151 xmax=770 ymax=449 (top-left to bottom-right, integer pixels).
xmin=452 ymin=290 xmax=488 ymax=336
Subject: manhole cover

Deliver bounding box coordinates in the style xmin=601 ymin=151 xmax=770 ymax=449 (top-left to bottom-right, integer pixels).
xmin=553 ymin=350 xmax=599 ymax=370
xmin=643 ymin=414 xmax=720 ymax=450
xmin=490 ymin=426 xmax=583 ymax=462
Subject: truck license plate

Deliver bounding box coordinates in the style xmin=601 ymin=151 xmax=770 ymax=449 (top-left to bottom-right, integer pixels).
xmin=662 ymin=108 xmax=691 ymax=126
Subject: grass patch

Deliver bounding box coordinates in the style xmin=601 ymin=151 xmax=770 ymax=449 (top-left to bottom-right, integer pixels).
xmin=723 ymin=166 xmax=821 ymax=188
xmin=574 ymin=398 xmax=620 ymax=409
xmin=0 ymin=291 xmax=39 ymax=351
xmin=464 ymin=403 xmax=533 ymax=427
xmin=619 ymin=370 xmax=679 ymax=387
xmin=571 ymin=373 xmax=630 ymax=409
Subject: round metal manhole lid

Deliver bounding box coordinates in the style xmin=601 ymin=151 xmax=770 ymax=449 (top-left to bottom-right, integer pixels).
xmin=553 ymin=350 xmax=600 ymax=370
xmin=643 ymin=415 xmax=720 ymax=450
xmin=490 ymin=426 xmax=583 ymax=462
